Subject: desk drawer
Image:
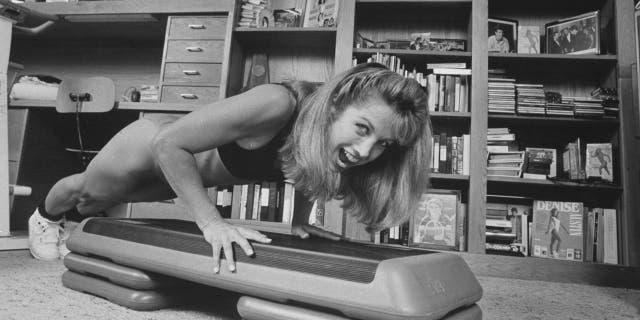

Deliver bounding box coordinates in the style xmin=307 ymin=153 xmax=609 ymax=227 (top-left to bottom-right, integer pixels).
xmin=163 ymin=63 xmax=222 ymax=84
xmin=166 ymin=40 xmax=225 ymax=63
xmin=161 ymin=86 xmax=219 ymax=104
xmin=168 ymin=16 xmax=227 ymax=39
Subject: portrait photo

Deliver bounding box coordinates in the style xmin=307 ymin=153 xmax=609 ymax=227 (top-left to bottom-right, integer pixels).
xmin=409 ymin=189 xmax=460 ymax=250
xmin=488 ymin=17 xmax=518 ymax=53
xmin=545 ymin=11 xmax=599 ymax=55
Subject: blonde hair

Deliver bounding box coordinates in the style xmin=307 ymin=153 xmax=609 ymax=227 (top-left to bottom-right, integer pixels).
xmin=280 ymin=63 xmax=432 ymax=232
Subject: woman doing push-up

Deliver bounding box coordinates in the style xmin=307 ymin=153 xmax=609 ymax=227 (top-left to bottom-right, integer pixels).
xmin=28 ymin=63 xmax=432 ymax=273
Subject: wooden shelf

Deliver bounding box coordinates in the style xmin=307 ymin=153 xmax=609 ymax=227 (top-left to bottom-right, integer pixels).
xmin=233 ymin=27 xmax=336 ymax=48
xmin=432 ymin=111 xmax=471 ymax=119
xmin=489 ymin=53 xmax=617 ymax=69
xmin=9 ymin=100 xmax=197 ymax=112
xmin=488 ymin=114 xmax=619 ymax=127
xmin=431 ymin=173 xmax=469 ymax=181
xmin=488 ymin=176 xmax=621 ymax=191
xmin=21 ymin=0 xmax=232 ymax=16
xmin=357 ymin=0 xmax=471 ymax=3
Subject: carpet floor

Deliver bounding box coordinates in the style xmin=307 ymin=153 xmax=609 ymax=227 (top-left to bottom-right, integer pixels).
xmin=1 ymin=250 xmax=639 ymax=320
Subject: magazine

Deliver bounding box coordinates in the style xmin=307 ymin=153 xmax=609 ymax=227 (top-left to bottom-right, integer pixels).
xmin=531 ymin=200 xmax=584 ymax=261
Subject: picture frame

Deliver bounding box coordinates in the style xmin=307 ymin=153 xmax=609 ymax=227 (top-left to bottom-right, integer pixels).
xmin=517 ymin=25 xmax=540 ymax=54
xmin=303 ymin=0 xmax=339 ymax=28
xmin=409 ymin=189 xmax=461 ymax=250
xmin=545 ymin=11 xmax=599 ymax=55
xmin=488 ymin=17 xmax=518 ymax=53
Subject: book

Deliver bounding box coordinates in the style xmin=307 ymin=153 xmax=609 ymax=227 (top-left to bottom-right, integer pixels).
xmin=583 ymin=207 xmax=596 ymax=262
xmin=524 ymin=147 xmax=557 ymax=178
xmin=603 ymin=208 xmax=618 ymax=264
xmin=585 ymin=143 xmax=613 ymax=182
xmin=303 ymin=0 xmax=338 ymax=27
xmin=531 ymin=200 xmax=584 ymax=261
xmin=410 ymin=189 xmax=461 ymax=250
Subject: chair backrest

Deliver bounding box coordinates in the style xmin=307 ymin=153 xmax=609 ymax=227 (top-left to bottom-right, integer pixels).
xmin=56 ymin=77 xmax=116 ymax=113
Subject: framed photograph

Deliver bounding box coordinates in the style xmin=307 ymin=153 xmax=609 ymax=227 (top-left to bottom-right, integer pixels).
xmin=303 ymin=0 xmax=339 ymax=28
xmin=545 ymin=11 xmax=599 ymax=55
xmin=409 ymin=189 xmax=461 ymax=250
xmin=517 ymin=26 xmax=540 ymax=54
xmin=488 ymin=17 xmax=518 ymax=53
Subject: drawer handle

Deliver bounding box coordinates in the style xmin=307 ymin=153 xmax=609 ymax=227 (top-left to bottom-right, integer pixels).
xmin=186 ymin=46 xmax=203 ymax=52
xmin=180 ymin=93 xmax=199 ymax=99
xmin=183 ymin=70 xmax=201 ymax=75
xmin=188 ymin=24 xmax=205 ymax=29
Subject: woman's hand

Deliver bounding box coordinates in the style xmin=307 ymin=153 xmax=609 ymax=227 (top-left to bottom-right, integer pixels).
xmin=201 ymin=220 xmax=271 ymax=273
xmin=291 ymin=223 xmax=344 ymax=241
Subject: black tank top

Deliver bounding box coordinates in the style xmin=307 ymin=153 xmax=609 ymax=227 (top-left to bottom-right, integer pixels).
xmin=217 ymin=121 xmax=292 ymax=182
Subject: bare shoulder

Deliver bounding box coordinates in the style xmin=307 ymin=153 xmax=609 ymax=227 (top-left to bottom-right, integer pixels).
xmin=242 ymin=84 xmax=297 ymax=124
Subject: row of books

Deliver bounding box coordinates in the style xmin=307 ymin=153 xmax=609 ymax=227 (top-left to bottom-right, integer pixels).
xmin=487 ymin=77 xmax=617 ymax=118
xmin=357 ymin=56 xmax=472 ymax=113
xmin=485 ymin=128 xmax=614 ymax=183
xmin=426 ymin=68 xmax=471 ymax=113
xmin=486 ymin=200 xmax=619 ymax=264
xmin=213 ymin=182 xmax=296 ymax=223
xmin=361 ymin=53 xmax=429 ymax=87
xmin=431 ymin=133 xmax=471 ymax=175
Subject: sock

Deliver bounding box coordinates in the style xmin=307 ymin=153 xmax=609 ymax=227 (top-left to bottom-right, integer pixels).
xmin=64 ymin=207 xmax=84 ymax=222
xmin=37 ymin=202 xmax=64 ymax=222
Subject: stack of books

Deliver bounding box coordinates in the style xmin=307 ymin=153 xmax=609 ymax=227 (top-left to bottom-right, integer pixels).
xmin=237 ymin=0 xmax=268 ymax=28
xmin=515 ymin=83 xmax=546 ymax=116
xmin=487 ymin=127 xmax=516 ymax=153
xmin=546 ymin=100 xmax=575 ymax=117
xmin=485 ymin=202 xmax=530 ymax=256
xmin=488 ymin=78 xmax=516 ymax=114
xmin=566 ymin=96 xmax=605 ymax=118
xmin=487 ymin=151 xmax=525 ymax=178
xmin=591 ymin=87 xmax=619 ymax=119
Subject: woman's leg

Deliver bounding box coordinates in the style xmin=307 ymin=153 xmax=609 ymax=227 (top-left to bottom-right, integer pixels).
xmin=30 ymin=118 xmax=164 ymax=260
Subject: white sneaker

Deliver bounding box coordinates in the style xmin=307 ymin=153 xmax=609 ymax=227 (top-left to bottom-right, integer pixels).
xmin=28 ymin=209 xmax=63 ymax=261
xmin=58 ymin=220 xmax=79 ymax=259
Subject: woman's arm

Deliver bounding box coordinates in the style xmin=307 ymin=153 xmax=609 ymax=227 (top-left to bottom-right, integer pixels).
xmin=151 ymin=84 xmax=295 ymax=272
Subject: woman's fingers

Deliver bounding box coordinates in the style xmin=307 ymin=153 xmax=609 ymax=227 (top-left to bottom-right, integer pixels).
xmin=211 ymin=243 xmax=221 ymax=273
xmin=223 ymin=241 xmax=235 ymax=272
xmin=239 ymin=228 xmax=272 ymax=243
xmin=302 ymin=224 xmax=343 ymax=241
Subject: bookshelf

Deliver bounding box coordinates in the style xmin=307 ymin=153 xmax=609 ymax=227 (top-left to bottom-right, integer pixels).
xmin=3 ymin=0 xmax=639 ymax=275
xmin=332 ymin=0 xmax=640 ymax=267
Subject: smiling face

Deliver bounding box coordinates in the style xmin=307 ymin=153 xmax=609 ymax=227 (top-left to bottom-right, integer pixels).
xmin=328 ymin=97 xmax=398 ymax=170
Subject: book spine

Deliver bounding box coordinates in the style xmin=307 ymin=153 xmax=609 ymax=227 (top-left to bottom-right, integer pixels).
xmin=462 ymin=134 xmax=471 ymax=175
xmin=439 ymin=133 xmax=447 ymax=173
xmin=603 ymin=208 xmax=618 ymax=264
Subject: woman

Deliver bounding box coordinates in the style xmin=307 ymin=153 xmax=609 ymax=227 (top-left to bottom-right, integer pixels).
xmin=29 ymin=63 xmax=432 ymax=273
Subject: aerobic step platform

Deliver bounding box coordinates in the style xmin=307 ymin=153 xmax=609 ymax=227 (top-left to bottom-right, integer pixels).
xmin=62 ymin=271 xmax=179 ymax=311
xmin=67 ymin=218 xmax=483 ymax=320
xmin=64 ymin=253 xmax=183 ymax=290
